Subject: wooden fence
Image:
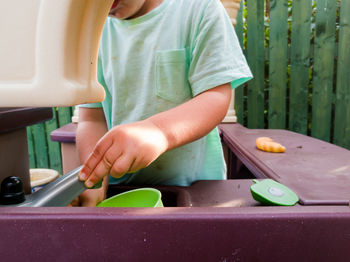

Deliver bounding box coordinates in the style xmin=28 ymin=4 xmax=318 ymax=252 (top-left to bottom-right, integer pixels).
xmin=27 ymin=0 xmax=350 ymax=173
xmin=27 ymin=107 xmax=74 ymax=174
xmin=235 ymin=0 xmax=350 ymax=148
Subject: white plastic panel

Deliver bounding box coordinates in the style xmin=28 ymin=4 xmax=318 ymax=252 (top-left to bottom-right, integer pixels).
xmin=0 ymin=0 xmax=113 ymax=107
xmin=0 ymin=0 xmax=40 ymax=82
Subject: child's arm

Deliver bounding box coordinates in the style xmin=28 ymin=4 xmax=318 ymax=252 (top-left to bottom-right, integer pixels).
xmin=76 ymin=107 xmax=108 ymax=163
xmin=69 ymin=107 xmax=109 ymax=206
xmin=79 ymin=83 xmax=231 ymax=188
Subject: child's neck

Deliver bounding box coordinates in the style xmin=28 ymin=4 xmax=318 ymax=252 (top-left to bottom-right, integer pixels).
xmin=129 ymin=0 xmax=163 ymax=19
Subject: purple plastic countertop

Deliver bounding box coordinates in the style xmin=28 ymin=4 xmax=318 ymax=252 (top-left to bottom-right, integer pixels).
xmin=1 ymin=205 xmax=349 ymax=262
xmin=50 ymin=122 xmax=77 ymax=143
xmin=220 ymin=123 xmax=350 ymax=206
xmin=2 ymin=180 xmax=350 ymax=261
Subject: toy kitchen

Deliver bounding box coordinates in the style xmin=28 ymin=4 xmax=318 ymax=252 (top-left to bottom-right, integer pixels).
xmin=0 ymin=1 xmax=349 ymax=261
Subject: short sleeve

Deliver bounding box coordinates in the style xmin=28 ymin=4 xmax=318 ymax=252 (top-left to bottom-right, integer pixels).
xmin=78 ymin=102 xmax=102 ymax=108
xmin=188 ymin=0 xmax=252 ymax=96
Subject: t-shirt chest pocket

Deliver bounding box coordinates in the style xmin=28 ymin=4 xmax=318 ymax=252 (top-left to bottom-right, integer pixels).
xmin=155 ymin=49 xmax=192 ymax=103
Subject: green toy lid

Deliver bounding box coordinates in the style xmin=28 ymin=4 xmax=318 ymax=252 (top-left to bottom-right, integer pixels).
xmin=250 ymin=179 xmax=299 ymax=206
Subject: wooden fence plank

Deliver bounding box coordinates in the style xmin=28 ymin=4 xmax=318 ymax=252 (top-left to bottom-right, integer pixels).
xmin=246 ymin=0 xmax=265 ymax=128
xmin=289 ymin=0 xmax=312 ymax=134
xmin=311 ymin=0 xmax=337 ymax=142
xmin=31 ymin=123 xmax=49 ymax=168
xmin=26 ymin=126 xmax=36 ymax=168
xmin=334 ymin=0 xmax=350 ymax=149
xmin=235 ymin=1 xmax=244 ymax=48
xmin=235 ymin=0 xmax=245 ymax=124
xmin=45 ymin=108 xmax=62 ymax=174
xmin=268 ymin=0 xmax=288 ymax=129
xmin=57 ymin=107 xmax=72 ymax=127
xmin=27 ymin=107 xmax=72 ymax=170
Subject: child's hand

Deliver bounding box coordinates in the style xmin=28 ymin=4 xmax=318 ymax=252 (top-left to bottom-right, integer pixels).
xmin=78 ymin=120 xmax=169 ymax=188
xmin=68 ymin=176 xmax=108 ymax=207
xmin=68 ymin=188 xmax=106 ymax=207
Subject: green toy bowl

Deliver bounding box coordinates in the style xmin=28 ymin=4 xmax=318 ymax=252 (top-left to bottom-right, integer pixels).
xmin=97 ymin=188 xmax=163 ymax=207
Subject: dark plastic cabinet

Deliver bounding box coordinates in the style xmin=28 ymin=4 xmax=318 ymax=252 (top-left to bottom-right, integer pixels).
xmin=0 ymin=108 xmax=52 ymax=193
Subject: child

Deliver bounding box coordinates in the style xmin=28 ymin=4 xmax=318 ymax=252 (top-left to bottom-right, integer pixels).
xmin=72 ymin=0 xmax=252 ymax=206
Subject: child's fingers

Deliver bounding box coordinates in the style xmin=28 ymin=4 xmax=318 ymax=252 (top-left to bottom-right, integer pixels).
xmin=68 ymin=197 xmax=80 ymax=207
xmin=110 ymin=153 xmax=135 ymax=178
xmin=79 ymin=138 xmax=113 ymax=181
xmin=83 ymin=150 xmax=118 ymax=188
xmin=128 ymin=157 xmax=144 ymax=173
xmin=85 ymin=146 xmax=127 ymax=188
xmin=128 ymin=154 xmax=154 ymax=173
xmin=80 ymin=198 xmax=100 ymax=207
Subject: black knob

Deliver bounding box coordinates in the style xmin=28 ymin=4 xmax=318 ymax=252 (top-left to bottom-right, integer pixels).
xmin=0 ymin=176 xmax=26 ymax=205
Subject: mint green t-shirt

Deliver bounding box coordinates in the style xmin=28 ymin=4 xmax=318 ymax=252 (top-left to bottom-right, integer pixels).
xmin=81 ymin=0 xmax=252 ymax=186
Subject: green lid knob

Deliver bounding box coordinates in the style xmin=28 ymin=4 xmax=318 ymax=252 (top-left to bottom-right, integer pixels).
xmin=250 ymin=179 xmax=299 ymax=206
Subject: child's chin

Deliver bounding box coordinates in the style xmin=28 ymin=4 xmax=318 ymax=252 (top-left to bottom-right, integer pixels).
xmin=112 ymin=12 xmax=126 ymax=19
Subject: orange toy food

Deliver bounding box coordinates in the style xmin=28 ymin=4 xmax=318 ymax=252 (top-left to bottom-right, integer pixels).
xmin=256 ymin=137 xmax=286 ymax=153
